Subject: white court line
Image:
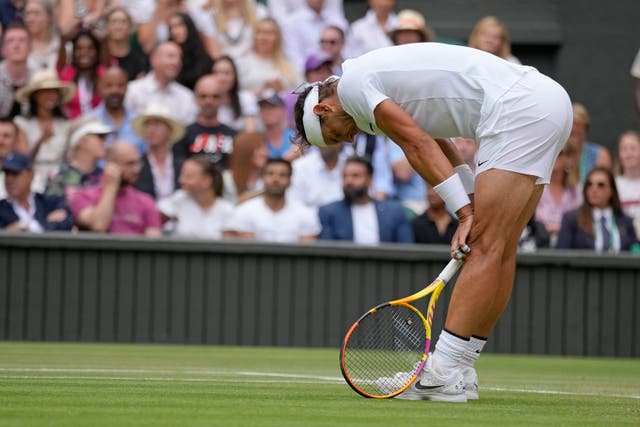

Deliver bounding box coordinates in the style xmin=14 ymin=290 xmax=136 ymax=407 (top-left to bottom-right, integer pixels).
xmin=1 ymin=368 xmax=638 ymax=400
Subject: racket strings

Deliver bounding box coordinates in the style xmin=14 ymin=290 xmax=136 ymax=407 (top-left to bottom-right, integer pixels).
xmin=342 ymin=305 xmax=427 ymax=396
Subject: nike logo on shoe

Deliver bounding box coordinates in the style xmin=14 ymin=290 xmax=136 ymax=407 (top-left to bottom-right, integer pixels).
xmin=414 ymin=381 xmax=445 ymax=390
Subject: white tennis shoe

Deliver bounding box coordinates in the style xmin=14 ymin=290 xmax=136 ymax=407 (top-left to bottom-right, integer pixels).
xmin=461 ymin=366 xmax=479 ymax=400
xmin=377 ymin=357 xmax=466 ymax=402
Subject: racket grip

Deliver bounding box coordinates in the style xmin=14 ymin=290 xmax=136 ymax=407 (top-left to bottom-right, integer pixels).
xmin=438 ymin=259 xmax=463 ymax=283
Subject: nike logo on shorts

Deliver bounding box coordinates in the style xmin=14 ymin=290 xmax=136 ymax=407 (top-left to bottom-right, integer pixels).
xmin=478 ymin=160 xmax=488 ymax=167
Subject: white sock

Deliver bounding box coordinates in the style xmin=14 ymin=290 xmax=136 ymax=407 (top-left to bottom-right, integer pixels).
xmin=460 ymin=336 xmax=487 ymax=369
xmin=431 ymin=330 xmax=468 ymax=375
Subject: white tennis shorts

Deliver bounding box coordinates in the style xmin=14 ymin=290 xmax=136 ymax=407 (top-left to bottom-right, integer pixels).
xmin=475 ymin=70 xmax=573 ymax=185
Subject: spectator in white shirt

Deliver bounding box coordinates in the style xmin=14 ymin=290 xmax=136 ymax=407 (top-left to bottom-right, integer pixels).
xmin=289 ymin=143 xmax=345 ymax=209
xmin=224 ymin=158 xmax=320 ymax=242
xmin=158 ymin=154 xmax=234 ymax=239
xmin=281 ymin=0 xmax=348 ymax=73
xmin=269 ymin=0 xmax=345 ymax=30
xmin=344 ymin=0 xmax=398 ymax=58
xmin=124 ymin=41 xmax=197 ymax=126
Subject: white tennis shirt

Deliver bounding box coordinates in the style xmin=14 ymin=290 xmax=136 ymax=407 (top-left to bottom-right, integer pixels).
xmin=338 ymin=43 xmax=536 ymax=139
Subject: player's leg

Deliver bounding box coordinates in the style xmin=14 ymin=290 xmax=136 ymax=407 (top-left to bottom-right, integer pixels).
xmin=473 ymin=183 xmax=544 ymax=336
xmin=443 ymin=168 xmax=539 ymax=337
xmin=459 ymin=181 xmax=544 ymax=399
xmin=413 ymin=169 xmax=538 ymax=402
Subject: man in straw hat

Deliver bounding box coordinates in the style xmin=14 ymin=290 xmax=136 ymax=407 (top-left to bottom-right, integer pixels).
xmin=46 ymin=116 xmax=113 ymax=198
xmin=132 ymin=102 xmax=185 ymax=200
xmin=293 ymin=42 xmax=573 ymax=402
xmin=69 ymin=140 xmax=162 ymax=236
xmin=0 ymin=23 xmax=32 ymax=118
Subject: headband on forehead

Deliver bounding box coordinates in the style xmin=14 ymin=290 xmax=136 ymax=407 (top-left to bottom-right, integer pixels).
xmin=293 ymin=76 xmax=340 ymax=147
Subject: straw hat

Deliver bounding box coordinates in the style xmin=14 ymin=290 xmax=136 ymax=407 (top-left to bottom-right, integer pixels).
xmin=15 ymin=69 xmax=76 ymax=104
xmin=389 ymin=9 xmax=435 ymax=43
xmin=131 ymin=103 xmax=185 ymax=143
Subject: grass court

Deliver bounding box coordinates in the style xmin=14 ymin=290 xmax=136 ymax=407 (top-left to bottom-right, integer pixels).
xmin=0 ymin=342 xmax=638 ymax=426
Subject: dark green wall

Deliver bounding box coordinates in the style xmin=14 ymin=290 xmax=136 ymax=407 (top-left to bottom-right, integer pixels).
xmin=1 ymin=233 xmax=638 ymax=357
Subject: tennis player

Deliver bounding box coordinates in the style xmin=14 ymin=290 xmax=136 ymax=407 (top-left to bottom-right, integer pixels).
xmin=293 ymin=43 xmax=572 ymax=402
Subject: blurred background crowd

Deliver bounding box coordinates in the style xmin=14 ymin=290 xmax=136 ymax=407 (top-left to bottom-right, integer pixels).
xmin=0 ymin=0 xmax=639 ymax=254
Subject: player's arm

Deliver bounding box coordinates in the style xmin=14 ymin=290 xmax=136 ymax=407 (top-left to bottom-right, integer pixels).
xmin=373 ymin=99 xmax=473 ymax=254
xmin=374 ymin=100 xmax=453 ymax=185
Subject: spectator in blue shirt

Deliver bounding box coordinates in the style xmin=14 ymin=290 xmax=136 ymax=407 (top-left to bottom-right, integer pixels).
xmin=90 ymin=66 xmax=146 ymax=154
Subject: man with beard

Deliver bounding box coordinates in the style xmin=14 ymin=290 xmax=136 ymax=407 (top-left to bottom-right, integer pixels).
xmin=224 ymin=158 xmax=320 ymax=242
xmin=318 ymin=156 xmax=412 ymax=244
xmin=174 ymin=74 xmax=236 ymax=169
xmin=91 ymin=65 xmax=146 ymax=154
xmin=69 ymin=140 xmax=162 ymax=236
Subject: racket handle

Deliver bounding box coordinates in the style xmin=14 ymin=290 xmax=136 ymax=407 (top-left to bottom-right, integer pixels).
xmin=438 ymin=259 xmax=463 ymax=283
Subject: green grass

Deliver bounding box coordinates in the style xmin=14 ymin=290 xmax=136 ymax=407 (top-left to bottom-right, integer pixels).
xmin=0 ymin=342 xmax=638 ymax=426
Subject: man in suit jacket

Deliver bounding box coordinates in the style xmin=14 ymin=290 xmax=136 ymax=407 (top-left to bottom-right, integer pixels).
xmin=318 ymin=156 xmax=413 ymax=244
xmin=0 ymin=152 xmax=73 ymax=232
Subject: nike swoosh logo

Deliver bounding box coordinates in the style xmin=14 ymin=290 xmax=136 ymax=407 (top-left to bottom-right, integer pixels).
xmin=475 ymin=350 xmax=481 ymax=354
xmin=478 ymin=160 xmax=488 ymax=166
xmin=414 ymin=381 xmax=445 ymax=390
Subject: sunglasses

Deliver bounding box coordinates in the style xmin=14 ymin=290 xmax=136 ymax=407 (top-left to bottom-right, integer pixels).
xmin=586 ymin=180 xmax=609 ymax=189
xmin=320 ymin=39 xmax=339 ymax=45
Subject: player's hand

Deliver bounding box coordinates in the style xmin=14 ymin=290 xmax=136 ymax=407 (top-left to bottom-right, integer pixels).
xmin=451 ymin=206 xmax=473 ymax=260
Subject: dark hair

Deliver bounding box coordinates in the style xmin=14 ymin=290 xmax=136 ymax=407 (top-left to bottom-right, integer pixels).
xmin=213 ymin=55 xmax=241 ymax=119
xmin=345 ymin=155 xmax=373 ymax=176
xmin=264 ymin=157 xmax=292 ymax=177
xmin=28 ymin=93 xmax=66 ymax=118
xmin=576 ymin=166 xmax=623 ymax=236
xmin=186 ymin=154 xmax=224 ymax=196
xmin=170 ymin=12 xmax=213 ymax=90
xmin=292 ymin=79 xmax=339 ymax=149
xmin=323 ymin=25 xmax=345 ymax=41
xmin=71 ymin=30 xmax=101 ymax=86
xmin=0 ymin=117 xmax=18 ymax=133
xmin=1 ymin=22 xmax=29 ymax=44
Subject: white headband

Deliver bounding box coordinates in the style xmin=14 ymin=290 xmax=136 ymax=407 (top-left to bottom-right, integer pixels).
xmin=302 ymin=86 xmax=327 ymax=147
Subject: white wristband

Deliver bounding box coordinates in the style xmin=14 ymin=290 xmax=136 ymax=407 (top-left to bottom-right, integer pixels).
xmin=454 ymin=164 xmax=475 ymax=194
xmin=434 ymin=173 xmax=471 ymax=213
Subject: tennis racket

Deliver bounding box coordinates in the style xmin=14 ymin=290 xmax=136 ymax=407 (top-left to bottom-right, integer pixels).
xmin=340 ymin=258 xmax=463 ymax=398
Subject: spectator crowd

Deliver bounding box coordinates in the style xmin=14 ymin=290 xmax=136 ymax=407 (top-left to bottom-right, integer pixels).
xmin=0 ymin=0 xmax=639 ymax=254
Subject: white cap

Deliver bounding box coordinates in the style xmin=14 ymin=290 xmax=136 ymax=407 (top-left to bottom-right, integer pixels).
xmin=69 ymin=120 xmax=114 ymax=148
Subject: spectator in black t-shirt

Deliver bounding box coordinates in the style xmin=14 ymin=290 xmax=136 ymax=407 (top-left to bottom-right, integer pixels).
xmin=103 ymin=7 xmax=148 ymax=81
xmin=174 ymin=74 xmax=235 ymax=169
xmin=412 ymin=186 xmax=457 ymax=244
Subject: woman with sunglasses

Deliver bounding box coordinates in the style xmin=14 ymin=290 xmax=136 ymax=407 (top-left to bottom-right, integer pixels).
xmin=293 ymin=42 xmax=573 ymax=402
xmin=556 ymin=166 xmax=637 ymax=252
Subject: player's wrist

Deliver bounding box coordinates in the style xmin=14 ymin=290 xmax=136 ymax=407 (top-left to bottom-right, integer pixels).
xmin=454 ymin=164 xmax=475 ymax=194
xmin=434 ymin=173 xmax=471 ymax=213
